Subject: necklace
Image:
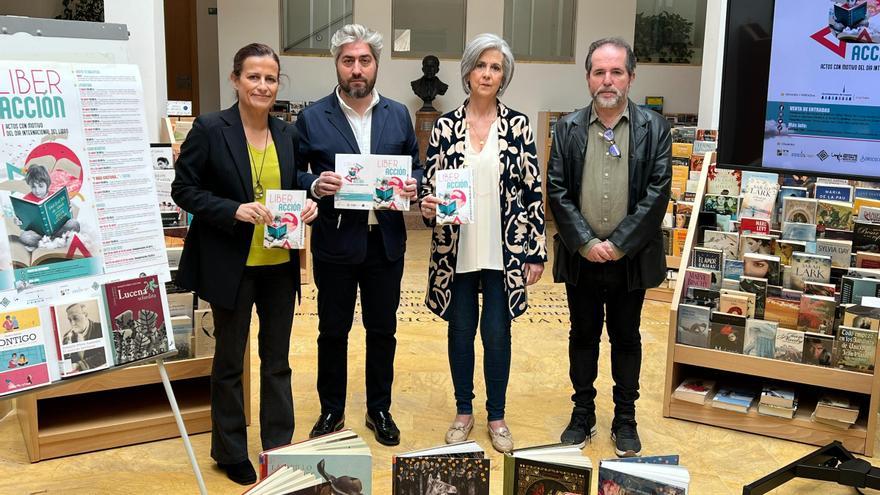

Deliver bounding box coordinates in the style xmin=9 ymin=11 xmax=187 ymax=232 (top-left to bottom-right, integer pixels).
xmin=247 ymin=127 xmax=270 ymax=200
xmin=466 ymin=119 xmax=492 ymax=147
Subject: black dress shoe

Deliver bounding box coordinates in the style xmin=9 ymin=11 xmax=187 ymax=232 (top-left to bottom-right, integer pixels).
xmin=365 ymin=410 xmax=400 ymax=446
xmin=310 ymin=411 xmax=345 ymax=438
xmin=217 ymin=459 xmax=257 ymax=485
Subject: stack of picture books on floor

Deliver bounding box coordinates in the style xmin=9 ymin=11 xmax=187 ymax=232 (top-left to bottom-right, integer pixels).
xmin=256 ymin=430 xmax=371 ymax=494
xmin=812 ymin=393 xmax=861 ymax=430
xmin=676 ymin=168 xmax=880 ymax=374
xmin=392 ymin=440 xmax=489 ymax=495
xmin=598 ymin=455 xmax=689 ymax=494
xmin=502 ymin=443 xmax=592 ymax=495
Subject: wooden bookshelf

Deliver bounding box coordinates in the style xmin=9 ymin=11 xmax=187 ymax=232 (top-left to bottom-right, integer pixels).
xmin=662 ymin=159 xmax=880 ymax=456
xmin=536 ymin=111 xmax=570 ymax=223
xmin=16 ymin=350 xmax=251 ymax=462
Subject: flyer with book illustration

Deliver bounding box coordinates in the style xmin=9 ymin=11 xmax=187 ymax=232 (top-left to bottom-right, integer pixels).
xmin=264 ymin=190 xmax=306 ymax=250
xmin=435 ymin=168 xmax=474 ymax=225
xmin=334 ymin=154 xmax=412 ymax=211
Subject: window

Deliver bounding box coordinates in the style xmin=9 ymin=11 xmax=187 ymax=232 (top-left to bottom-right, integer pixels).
xmin=391 ymin=0 xmax=466 ymax=58
xmin=281 ymin=0 xmax=354 ymax=55
xmin=634 ymin=0 xmax=707 ymax=65
xmin=503 ymin=0 xmax=576 ymax=62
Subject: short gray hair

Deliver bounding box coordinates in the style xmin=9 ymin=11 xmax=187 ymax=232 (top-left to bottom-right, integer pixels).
xmin=330 ymin=24 xmax=383 ymax=61
xmin=460 ymin=33 xmax=515 ymax=97
xmin=585 ymin=37 xmax=636 ymax=75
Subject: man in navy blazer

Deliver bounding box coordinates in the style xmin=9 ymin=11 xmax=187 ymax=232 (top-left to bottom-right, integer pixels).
xmin=295 ymin=24 xmax=423 ymax=446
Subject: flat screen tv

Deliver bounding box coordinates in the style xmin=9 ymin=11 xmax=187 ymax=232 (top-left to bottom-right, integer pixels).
xmin=716 ymin=0 xmax=880 ymax=180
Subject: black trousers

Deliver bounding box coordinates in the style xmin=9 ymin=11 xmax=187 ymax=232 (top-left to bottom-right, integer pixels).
xmin=313 ymin=228 xmax=404 ymax=415
xmin=210 ymin=262 xmax=296 ymax=464
xmin=564 ymin=256 xmax=646 ymax=420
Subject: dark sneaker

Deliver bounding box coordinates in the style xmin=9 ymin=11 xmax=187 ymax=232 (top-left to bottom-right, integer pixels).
xmin=611 ymin=420 xmax=642 ymax=457
xmin=217 ymin=459 xmax=257 ymax=485
xmin=559 ymin=410 xmax=597 ymax=447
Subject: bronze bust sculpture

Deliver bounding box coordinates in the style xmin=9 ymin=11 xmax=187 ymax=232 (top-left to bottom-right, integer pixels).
xmin=411 ymin=55 xmax=448 ymax=111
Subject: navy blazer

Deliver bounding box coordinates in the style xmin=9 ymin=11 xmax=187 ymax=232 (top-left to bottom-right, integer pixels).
xmin=171 ymin=104 xmax=317 ymax=309
xmin=294 ymin=91 xmax=423 ymax=264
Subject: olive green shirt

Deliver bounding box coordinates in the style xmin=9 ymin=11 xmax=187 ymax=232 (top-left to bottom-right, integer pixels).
xmin=578 ymin=104 xmax=629 ymax=258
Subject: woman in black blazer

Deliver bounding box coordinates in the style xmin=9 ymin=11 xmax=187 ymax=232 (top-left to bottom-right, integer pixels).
xmin=171 ymin=43 xmax=317 ymax=485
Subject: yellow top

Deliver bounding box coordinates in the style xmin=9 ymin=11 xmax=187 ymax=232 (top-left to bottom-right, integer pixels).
xmin=245 ymin=142 xmax=289 ymax=267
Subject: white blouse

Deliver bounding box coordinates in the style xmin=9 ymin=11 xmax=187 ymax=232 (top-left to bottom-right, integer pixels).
xmin=456 ymin=120 xmax=503 ymax=273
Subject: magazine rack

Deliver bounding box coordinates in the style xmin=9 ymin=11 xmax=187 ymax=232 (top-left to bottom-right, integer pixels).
xmin=661 ymin=158 xmax=880 ymax=456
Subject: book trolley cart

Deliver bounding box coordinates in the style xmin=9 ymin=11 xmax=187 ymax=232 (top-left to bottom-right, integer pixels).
xmin=661 ymin=155 xmax=880 ymax=456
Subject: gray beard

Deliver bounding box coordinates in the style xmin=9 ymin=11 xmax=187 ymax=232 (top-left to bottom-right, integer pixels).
xmin=593 ymin=89 xmax=624 ymax=109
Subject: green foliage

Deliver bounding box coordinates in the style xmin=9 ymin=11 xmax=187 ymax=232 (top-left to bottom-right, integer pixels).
xmin=634 ymin=10 xmax=695 ymax=64
xmin=56 ymin=0 xmax=104 ymax=23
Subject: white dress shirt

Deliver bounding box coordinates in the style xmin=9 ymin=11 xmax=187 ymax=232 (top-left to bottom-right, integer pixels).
xmin=337 ymin=87 xmax=381 ymax=225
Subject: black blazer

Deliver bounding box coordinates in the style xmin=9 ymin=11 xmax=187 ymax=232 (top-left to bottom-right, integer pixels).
xmin=546 ymin=99 xmax=672 ymax=290
xmin=294 ymin=92 xmax=423 ymax=264
xmin=171 ymin=104 xmax=317 ymax=310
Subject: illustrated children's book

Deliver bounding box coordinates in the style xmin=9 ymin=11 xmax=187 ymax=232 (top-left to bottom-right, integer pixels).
xmin=0 ymin=306 xmax=58 ymax=396
xmin=435 ymin=168 xmax=474 ymax=225
xmin=242 ymin=465 xmax=330 ymax=495
xmin=393 ymin=440 xmax=489 ymax=495
xmin=10 ymin=186 xmax=71 ymax=237
xmin=598 ymin=455 xmax=689 ymax=495
xmin=264 ymin=189 xmax=306 ymax=249
xmin=502 ymin=443 xmax=591 ymax=495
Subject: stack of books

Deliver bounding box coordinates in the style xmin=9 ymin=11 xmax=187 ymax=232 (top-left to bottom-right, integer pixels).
xmin=711 ymin=386 xmax=756 ymax=413
xmin=811 ymin=394 xmax=861 ymax=429
xmin=672 ymin=378 xmax=716 ymax=405
xmin=757 ymin=384 xmax=797 ymax=418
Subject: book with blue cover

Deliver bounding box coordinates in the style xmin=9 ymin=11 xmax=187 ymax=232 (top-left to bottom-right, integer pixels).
xmin=712 ymin=386 xmax=756 ymax=413
xmin=676 ymin=304 xmax=711 ymax=348
xmin=740 ymin=171 xmax=779 ymax=220
xmin=815 ymin=183 xmax=853 ymax=202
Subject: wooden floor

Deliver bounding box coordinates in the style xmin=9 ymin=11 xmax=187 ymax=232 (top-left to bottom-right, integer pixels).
xmin=0 ymin=227 xmax=876 ymax=494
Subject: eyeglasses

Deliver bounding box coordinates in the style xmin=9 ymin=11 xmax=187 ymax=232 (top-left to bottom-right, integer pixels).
xmin=600 ymin=128 xmax=622 ymax=158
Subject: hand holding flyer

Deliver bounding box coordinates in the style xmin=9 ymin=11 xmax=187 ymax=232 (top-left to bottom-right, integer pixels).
xmin=435 ymin=168 xmax=474 ymax=225
xmin=264 ymin=190 xmax=306 ymax=249
xmin=334 ymin=154 xmax=412 ymax=211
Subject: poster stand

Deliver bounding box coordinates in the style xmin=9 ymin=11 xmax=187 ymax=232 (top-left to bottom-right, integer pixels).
xmin=0 ymin=15 xmax=207 ymax=495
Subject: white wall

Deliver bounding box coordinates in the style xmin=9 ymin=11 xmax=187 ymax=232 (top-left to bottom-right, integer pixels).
xmin=217 ymin=0 xmax=703 ymax=125
xmin=104 ymin=0 xmax=167 ymax=141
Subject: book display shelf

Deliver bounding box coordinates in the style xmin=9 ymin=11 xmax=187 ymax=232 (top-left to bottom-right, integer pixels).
xmin=536 ymin=111 xmax=571 ymax=223
xmin=662 ymin=157 xmax=880 ymax=456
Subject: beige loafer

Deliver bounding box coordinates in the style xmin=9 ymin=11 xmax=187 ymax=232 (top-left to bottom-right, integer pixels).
xmin=445 ymin=416 xmax=474 ymax=444
xmin=488 ymin=425 xmax=514 ymax=453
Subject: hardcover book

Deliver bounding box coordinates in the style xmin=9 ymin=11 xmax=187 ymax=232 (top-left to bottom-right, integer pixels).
xmin=52 ymin=298 xmax=112 ymax=376
xmin=719 ymin=289 xmax=756 ymax=319
xmin=672 ymin=378 xmax=717 ymax=405
xmin=712 ymin=386 xmax=756 ymax=413
xmin=744 ymin=319 xmax=777 ymax=358
xmin=743 ymin=253 xmax=782 ymax=286
xmin=740 ymin=276 xmax=768 ymax=318
xmin=739 ymin=217 xmax=771 ymax=235
xmin=775 ymin=186 xmax=809 ymax=227
xmin=834 ymin=326 xmax=877 ymax=373
xmin=0 ymin=307 xmax=57 ymax=396
xmin=264 ymin=189 xmax=306 ymax=249
xmin=740 ymin=171 xmax=779 ymax=220
xmin=9 ymin=186 xmax=71 ymax=237
xmin=676 ymin=304 xmax=711 ymax=348
xmin=782 ymin=196 xmax=817 ymax=225
xmin=815 ymin=238 xmax=852 ymax=269
xmin=703 ymin=230 xmax=739 ymax=260
xmin=242 ymin=466 xmax=329 ymax=495
xmin=853 ymin=220 xmax=880 ymax=253
xmin=816 ymin=200 xmax=854 ymax=231
xmin=598 ymin=456 xmax=689 ymax=495
xmin=260 ymin=430 xmax=372 ymax=493
xmin=781 ymin=222 xmax=817 ymax=242
xmin=765 ymin=298 xmax=800 ymax=329
xmin=710 ymin=311 xmax=746 ymax=353
xmin=720 ymin=293 xmax=751 ymax=317
xmin=723 ymin=259 xmax=744 ymax=281
xmin=682 ymin=267 xmax=714 ymax=291
xmin=435 ymin=168 xmax=474 ymax=225
xmin=706 ymin=164 xmax=741 ymax=196
xmin=774 ymin=327 xmax=805 ymax=363
xmin=502 ymin=444 xmax=591 ymax=495
xmin=760 ymin=383 xmax=796 ymax=409
xmin=103 ymin=275 xmax=172 ymax=365
xmin=393 ymin=440 xmax=488 ymax=495
xmin=803 ymin=332 xmax=834 ymax=367
xmin=703 ymin=194 xmax=738 ymax=217
xmin=790 ymin=252 xmax=832 ymax=291
xmin=796 ymin=294 xmax=836 ymax=334
xmin=815 ymin=183 xmax=853 ymax=202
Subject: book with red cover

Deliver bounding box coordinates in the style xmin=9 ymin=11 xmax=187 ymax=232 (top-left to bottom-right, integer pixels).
xmin=103 ymin=275 xmax=172 ymax=365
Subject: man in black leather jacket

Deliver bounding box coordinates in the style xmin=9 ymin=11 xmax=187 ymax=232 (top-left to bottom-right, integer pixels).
xmin=546 ymin=37 xmax=671 ymax=457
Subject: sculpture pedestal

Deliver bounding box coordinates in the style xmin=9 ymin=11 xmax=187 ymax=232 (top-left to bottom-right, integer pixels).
xmin=415 ymin=109 xmax=441 ymax=165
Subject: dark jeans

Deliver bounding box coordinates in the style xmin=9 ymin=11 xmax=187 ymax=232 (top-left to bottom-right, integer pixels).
xmin=210 ymin=262 xmax=296 ymax=464
xmin=564 ymin=256 xmax=645 ymax=420
xmin=313 ymin=228 xmax=404 ymax=415
xmin=447 ymin=270 xmax=511 ymax=421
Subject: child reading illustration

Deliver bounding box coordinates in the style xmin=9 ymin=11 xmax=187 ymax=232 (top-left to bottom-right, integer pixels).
xmin=14 ymin=164 xmax=81 ymax=249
